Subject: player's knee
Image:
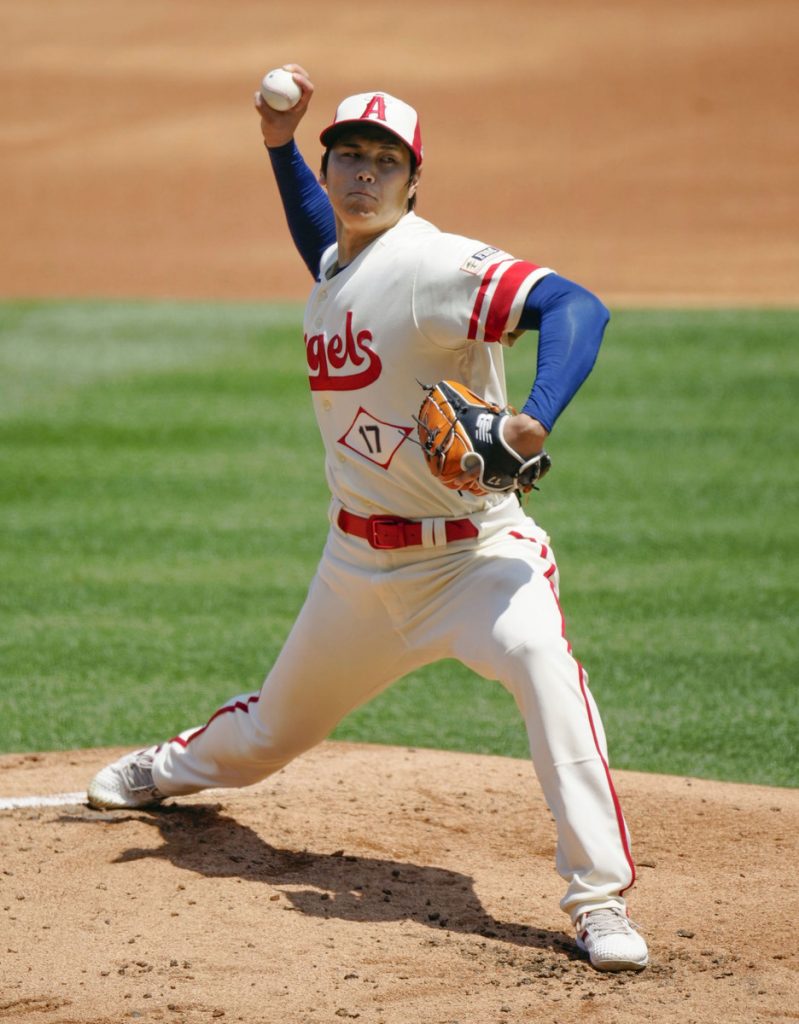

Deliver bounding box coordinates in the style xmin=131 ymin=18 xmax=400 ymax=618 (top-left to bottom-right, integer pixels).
xmin=501 ymin=636 xmax=578 ymax=696
xmin=246 ymin=717 xmax=326 ymax=768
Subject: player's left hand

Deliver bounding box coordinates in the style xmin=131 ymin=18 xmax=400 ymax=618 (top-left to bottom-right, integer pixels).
xmin=416 ymin=381 xmax=552 ymax=495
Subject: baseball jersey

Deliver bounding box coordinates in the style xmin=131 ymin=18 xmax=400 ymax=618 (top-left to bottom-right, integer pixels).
xmin=304 ymin=212 xmax=552 ymax=519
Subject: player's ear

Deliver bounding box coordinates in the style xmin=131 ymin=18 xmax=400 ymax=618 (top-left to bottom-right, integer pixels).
xmin=408 ymin=168 xmax=421 ymax=198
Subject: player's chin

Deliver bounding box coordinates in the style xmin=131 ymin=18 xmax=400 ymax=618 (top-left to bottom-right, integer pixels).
xmin=339 ymin=205 xmax=379 ymax=227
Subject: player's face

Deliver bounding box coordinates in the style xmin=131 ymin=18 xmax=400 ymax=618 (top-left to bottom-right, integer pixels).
xmin=322 ymin=133 xmax=419 ymax=240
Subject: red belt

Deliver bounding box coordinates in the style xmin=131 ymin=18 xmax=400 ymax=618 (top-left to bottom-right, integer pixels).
xmin=337 ymin=509 xmax=478 ymax=550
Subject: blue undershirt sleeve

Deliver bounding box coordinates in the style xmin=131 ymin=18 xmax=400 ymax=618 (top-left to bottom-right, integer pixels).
xmin=266 ymin=140 xmax=336 ymax=279
xmin=516 ymin=274 xmax=611 ymax=432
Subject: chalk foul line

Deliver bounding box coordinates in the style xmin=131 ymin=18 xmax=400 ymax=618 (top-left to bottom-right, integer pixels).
xmin=0 ymin=792 xmax=87 ymax=811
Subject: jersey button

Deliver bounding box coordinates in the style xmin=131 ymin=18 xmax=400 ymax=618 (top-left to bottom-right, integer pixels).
xmin=322 ymin=399 xmax=332 ymax=411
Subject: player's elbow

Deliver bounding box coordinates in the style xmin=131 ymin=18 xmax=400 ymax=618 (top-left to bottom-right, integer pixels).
xmin=570 ymin=285 xmax=610 ymax=332
xmin=595 ymin=295 xmax=611 ymax=330
xmin=595 ymin=295 xmax=611 ymax=329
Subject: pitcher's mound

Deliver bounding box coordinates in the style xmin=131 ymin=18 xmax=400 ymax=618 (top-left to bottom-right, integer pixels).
xmin=0 ymin=742 xmax=795 ymax=1023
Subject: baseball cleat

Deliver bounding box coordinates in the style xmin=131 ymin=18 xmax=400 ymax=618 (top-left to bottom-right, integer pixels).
xmin=87 ymin=746 xmax=166 ymax=809
xmin=575 ymin=907 xmax=649 ymax=972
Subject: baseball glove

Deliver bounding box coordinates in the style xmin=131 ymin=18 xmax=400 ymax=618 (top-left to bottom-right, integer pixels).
xmin=415 ymin=380 xmax=552 ymax=495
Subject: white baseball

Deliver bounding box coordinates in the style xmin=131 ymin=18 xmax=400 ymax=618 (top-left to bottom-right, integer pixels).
xmin=260 ymin=68 xmax=302 ymax=112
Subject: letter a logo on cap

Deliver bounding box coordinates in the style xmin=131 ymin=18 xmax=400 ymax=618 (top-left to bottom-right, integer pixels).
xmin=320 ymin=91 xmax=424 ymax=165
xmin=360 ymin=94 xmax=387 ymax=122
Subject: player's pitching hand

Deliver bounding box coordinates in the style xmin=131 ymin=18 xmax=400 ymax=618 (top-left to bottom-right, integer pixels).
xmin=254 ymin=64 xmax=314 ymax=149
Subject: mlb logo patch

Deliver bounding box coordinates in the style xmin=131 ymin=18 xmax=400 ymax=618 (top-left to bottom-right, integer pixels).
xmin=459 ymin=246 xmax=507 ymax=275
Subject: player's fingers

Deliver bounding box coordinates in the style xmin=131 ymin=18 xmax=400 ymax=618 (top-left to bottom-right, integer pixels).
xmin=289 ymin=76 xmax=314 ymax=110
xmin=282 ymin=62 xmax=311 ymax=80
xmin=254 ymin=84 xmax=312 ymax=123
xmin=279 ymin=64 xmax=314 ymax=104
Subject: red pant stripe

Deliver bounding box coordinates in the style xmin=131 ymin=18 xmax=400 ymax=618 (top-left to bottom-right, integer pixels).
xmin=512 ymin=529 xmax=637 ymax=892
xmin=169 ymin=695 xmax=261 ymax=749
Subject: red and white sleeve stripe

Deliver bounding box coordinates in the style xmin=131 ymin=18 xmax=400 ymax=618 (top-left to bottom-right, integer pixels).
xmin=467 ymin=260 xmax=551 ymax=343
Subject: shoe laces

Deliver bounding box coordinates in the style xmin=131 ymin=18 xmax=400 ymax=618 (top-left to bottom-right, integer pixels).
xmin=123 ymin=751 xmax=157 ymax=794
xmin=580 ymin=908 xmax=635 ymax=937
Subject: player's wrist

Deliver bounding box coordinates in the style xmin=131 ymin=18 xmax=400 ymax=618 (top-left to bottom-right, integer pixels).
xmin=503 ymin=413 xmax=549 ymax=458
xmin=263 ymin=132 xmax=296 ymax=151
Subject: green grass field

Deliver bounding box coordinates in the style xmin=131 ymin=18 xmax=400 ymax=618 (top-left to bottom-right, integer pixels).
xmin=1 ymin=301 xmax=796 ymax=786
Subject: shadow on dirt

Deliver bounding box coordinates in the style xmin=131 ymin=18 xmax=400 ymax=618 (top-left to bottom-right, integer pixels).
xmin=71 ymin=802 xmax=578 ymax=962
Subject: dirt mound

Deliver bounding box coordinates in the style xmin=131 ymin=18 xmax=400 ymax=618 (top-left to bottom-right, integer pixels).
xmin=1 ymin=743 xmax=796 ymax=1023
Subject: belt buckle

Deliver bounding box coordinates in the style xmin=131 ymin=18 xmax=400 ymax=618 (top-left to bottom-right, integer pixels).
xmin=367 ymin=516 xmax=406 ymax=549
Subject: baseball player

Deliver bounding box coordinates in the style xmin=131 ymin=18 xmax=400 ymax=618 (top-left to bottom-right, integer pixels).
xmin=88 ymin=66 xmax=649 ymax=972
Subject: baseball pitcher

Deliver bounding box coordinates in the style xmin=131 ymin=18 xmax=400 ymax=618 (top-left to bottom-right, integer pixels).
xmin=88 ymin=66 xmax=649 ymax=973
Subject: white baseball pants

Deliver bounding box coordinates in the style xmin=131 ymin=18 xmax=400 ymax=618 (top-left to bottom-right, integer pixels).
xmin=152 ymin=498 xmax=636 ymax=922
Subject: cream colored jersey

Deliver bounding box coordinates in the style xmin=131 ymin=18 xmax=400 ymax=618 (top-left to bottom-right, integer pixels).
xmin=302 ymin=212 xmax=552 ymax=518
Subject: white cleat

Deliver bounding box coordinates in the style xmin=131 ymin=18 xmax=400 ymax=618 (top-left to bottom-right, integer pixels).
xmin=87 ymin=746 xmax=166 ymax=810
xmin=575 ymin=907 xmax=649 ymax=972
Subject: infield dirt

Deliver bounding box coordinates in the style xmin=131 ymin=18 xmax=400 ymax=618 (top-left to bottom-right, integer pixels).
xmin=1 ymin=1 xmax=797 ymax=1022
xmin=1 ymin=745 xmax=798 ymax=1024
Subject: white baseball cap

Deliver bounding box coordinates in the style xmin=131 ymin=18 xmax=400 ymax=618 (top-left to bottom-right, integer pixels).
xmin=320 ymin=91 xmax=423 ymax=166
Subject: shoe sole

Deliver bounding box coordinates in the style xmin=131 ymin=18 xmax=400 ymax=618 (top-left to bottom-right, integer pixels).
xmin=575 ymin=937 xmax=648 ymax=972
xmin=586 ymin=956 xmax=648 ymax=972
xmin=86 ymin=777 xmax=164 ymax=811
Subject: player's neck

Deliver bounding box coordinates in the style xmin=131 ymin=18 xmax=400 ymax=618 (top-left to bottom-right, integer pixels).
xmin=335 ymin=226 xmax=383 ymax=268
xmin=334 ymin=212 xmax=407 ymax=268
